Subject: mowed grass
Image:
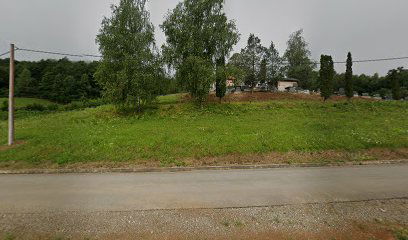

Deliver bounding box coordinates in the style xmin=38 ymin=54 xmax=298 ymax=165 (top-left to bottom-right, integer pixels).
xmin=0 ymin=94 xmax=407 ymax=168
xmin=0 ymin=97 xmax=55 ymax=108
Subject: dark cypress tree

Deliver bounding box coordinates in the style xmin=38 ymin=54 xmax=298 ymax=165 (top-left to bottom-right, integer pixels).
xmin=320 ymin=55 xmax=334 ymax=101
xmin=389 ymin=69 xmax=401 ymax=100
xmin=345 ymin=52 xmax=353 ymax=99
xmin=258 ymin=58 xmax=267 ymax=84
xmin=215 ymin=57 xmax=227 ymax=102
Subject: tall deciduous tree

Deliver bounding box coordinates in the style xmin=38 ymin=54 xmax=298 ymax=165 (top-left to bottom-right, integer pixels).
xmin=161 ymin=0 xmax=239 ymax=101
xmin=264 ymin=41 xmax=283 ymax=86
xmin=319 ymin=55 xmax=334 ymax=100
xmin=227 ymin=53 xmax=247 ymax=85
xmin=283 ymin=29 xmax=316 ymax=89
xmin=15 ymin=68 xmax=35 ymax=97
xmin=242 ymin=34 xmax=264 ymax=89
xmin=345 ymin=52 xmax=353 ymax=99
xmin=96 ymin=0 xmax=163 ymax=112
xmin=178 ymin=56 xmax=214 ymax=105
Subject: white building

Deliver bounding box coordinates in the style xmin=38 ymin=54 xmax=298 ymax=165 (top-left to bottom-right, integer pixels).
xmin=277 ymin=78 xmax=299 ymax=92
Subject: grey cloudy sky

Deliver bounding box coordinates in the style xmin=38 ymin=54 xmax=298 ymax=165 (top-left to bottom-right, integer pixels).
xmin=1 ymin=0 xmax=407 ymax=75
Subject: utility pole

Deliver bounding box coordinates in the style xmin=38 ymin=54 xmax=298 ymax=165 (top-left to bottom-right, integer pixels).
xmin=8 ymin=44 xmax=15 ymax=146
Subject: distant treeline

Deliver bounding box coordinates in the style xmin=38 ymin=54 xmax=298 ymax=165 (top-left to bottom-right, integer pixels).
xmin=332 ymin=69 xmax=408 ymax=98
xmin=0 ymin=58 xmax=178 ymax=104
xmin=228 ymin=33 xmax=408 ymax=99
xmin=0 ymin=58 xmax=100 ymax=103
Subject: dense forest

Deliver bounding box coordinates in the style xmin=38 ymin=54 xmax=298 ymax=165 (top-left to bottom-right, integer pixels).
xmin=0 ymin=58 xmax=178 ymax=104
xmin=0 ymin=58 xmax=100 ymax=103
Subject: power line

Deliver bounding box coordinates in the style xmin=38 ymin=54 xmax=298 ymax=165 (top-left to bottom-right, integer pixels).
xmin=15 ymin=46 xmax=102 ymax=58
xmin=0 ymin=51 xmax=10 ymax=57
xmin=339 ymin=56 xmax=408 ymax=64
xmin=6 ymin=46 xmax=408 ymax=65
xmin=281 ymin=56 xmax=408 ymax=65
xmin=82 ymin=54 xmax=103 ymax=58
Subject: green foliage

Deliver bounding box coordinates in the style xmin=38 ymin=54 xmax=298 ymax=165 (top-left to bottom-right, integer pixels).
xmin=265 ymin=41 xmax=284 ymax=86
xmin=1 ymin=100 xmax=7 ymax=111
xmin=15 ymin=68 xmax=36 ymax=97
xmin=161 ymin=0 xmax=239 ymax=67
xmin=345 ymin=52 xmax=353 ymax=99
xmin=225 ymin=61 xmax=246 ymax=86
xmin=388 ymin=68 xmax=403 ymax=100
xmin=0 ymin=97 xmax=55 ymax=109
xmin=0 ymin=58 xmax=102 ymax=103
xmin=228 ymin=38 xmax=284 ymax=88
xmin=394 ymin=227 xmax=408 ymax=240
xmin=0 ymin=65 xmax=8 ymax=95
xmin=3 ymin=233 xmax=16 ymax=240
xmin=161 ymin=0 xmax=239 ymax=100
xmin=258 ymin=58 xmax=267 ymax=84
xmin=284 ymin=29 xmax=316 ymax=88
xmin=96 ymin=0 xmax=163 ymax=112
xmin=215 ymin=57 xmax=227 ymax=100
xmin=320 ymin=55 xmax=335 ymax=100
xmin=178 ymin=56 xmax=214 ymax=104
xmin=242 ymin=34 xmax=264 ymax=88
xmin=24 ymin=103 xmax=47 ymax=112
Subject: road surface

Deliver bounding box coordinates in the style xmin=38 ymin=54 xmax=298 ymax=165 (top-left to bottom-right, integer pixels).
xmin=0 ymin=164 xmax=407 ymax=213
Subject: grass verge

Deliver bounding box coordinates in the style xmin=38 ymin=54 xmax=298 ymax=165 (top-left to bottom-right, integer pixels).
xmin=0 ymin=94 xmax=407 ymax=169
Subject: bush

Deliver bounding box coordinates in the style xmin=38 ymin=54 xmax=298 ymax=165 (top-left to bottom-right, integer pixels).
xmin=63 ymin=99 xmax=106 ymax=111
xmin=24 ymin=103 xmax=47 ymax=112
xmin=1 ymin=100 xmax=7 ymax=111
xmin=177 ymin=56 xmax=214 ymax=105
xmin=394 ymin=228 xmax=408 ymax=240
xmin=47 ymin=104 xmax=60 ymax=111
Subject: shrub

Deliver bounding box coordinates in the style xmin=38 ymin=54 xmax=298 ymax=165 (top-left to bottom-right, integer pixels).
xmin=47 ymin=104 xmax=60 ymax=111
xmin=63 ymin=99 xmax=106 ymax=111
xmin=394 ymin=228 xmax=408 ymax=240
xmin=24 ymin=103 xmax=47 ymax=112
xmin=1 ymin=100 xmax=7 ymax=111
xmin=177 ymin=56 xmax=214 ymax=105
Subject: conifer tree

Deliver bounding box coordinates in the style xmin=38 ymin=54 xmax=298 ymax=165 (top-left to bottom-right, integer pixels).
xmin=215 ymin=57 xmax=227 ymax=102
xmin=389 ymin=69 xmax=402 ymax=100
xmin=320 ymin=55 xmax=334 ymax=101
xmin=345 ymin=52 xmax=353 ymax=99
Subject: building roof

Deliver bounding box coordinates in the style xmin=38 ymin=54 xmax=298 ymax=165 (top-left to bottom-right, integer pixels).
xmin=278 ymin=78 xmax=299 ymax=83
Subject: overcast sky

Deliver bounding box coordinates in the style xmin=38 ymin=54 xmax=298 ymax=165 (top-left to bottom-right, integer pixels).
xmin=1 ymin=0 xmax=407 ymax=75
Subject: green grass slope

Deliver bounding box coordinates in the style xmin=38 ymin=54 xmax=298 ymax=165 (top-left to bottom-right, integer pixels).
xmin=0 ymin=98 xmax=55 ymax=108
xmin=0 ymin=95 xmax=407 ymax=168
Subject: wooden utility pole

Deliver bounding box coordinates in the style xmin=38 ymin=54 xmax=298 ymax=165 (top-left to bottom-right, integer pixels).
xmin=8 ymin=44 xmax=15 ymax=146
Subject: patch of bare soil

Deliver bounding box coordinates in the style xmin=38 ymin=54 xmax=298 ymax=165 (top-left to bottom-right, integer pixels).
xmin=181 ymin=92 xmax=379 ymax=103
xmin=0 ymin=141 xmax=26 ymax=152
xmin=184 ymin=148 xmax=408 ymax=167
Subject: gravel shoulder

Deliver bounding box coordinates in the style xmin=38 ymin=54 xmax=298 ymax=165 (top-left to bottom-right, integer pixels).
xmin=1 ymin=199 xmax=407 ymax=240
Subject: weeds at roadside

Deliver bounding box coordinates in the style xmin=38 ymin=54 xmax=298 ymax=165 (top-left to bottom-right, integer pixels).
xmin=3 ymin=233 xmax=15 ymax=240
xmin=394 ymin=227 xmax=408 ymax=240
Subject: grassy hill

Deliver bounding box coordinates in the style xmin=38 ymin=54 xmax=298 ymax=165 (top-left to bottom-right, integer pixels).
xmin=0 ymin=97 xmax=56 ymax=108
xmin=0 ymin=93 xmax=407 ymax=169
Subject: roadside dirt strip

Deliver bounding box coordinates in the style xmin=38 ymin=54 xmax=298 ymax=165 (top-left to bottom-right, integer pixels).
xmin=1 ymin=199 xmax=407 ymax=240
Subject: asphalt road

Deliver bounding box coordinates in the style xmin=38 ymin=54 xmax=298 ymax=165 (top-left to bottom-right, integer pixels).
xmin=0 ymin=164 xmax=407 ymax=213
